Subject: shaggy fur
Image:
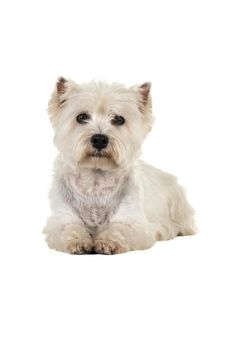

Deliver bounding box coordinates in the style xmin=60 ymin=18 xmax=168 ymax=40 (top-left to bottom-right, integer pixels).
xmin=43 ymin=77 xmax=196 ymax=254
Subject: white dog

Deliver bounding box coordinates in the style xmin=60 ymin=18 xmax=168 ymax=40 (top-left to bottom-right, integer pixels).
xmin=43 ymin=77 xmax=196 ymax=254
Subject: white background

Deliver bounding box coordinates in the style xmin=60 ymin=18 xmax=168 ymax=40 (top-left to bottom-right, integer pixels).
xmin=0 ymin=0 xmax=232 ymax=349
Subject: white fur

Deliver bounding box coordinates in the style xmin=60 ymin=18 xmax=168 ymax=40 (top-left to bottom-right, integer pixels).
xmin=43 ymin=78 xmax=196 ymax=254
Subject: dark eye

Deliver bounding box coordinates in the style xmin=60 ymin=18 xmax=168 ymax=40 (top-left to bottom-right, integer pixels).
xmin=111 ymin=115 xmax=125 ymax=126
xmin=76 ymin=113 xmax=90 ymax=124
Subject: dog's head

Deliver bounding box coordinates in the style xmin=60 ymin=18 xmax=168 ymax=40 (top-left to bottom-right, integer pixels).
xmin=48 ymin=78 xmax=154 ymax=170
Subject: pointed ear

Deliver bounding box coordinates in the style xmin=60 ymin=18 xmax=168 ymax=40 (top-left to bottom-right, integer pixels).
xmin=139 ymin=82 xmax=151 ymax=105
xmin=48 ymin=76 xmax=73 ymax=123
xmin=130 ymin=82 xmax=152 ymax=107
xmin=130 ymin=81 xmax=154 ymax=132
xmin=56 ymin=76 xmax=68 ymax=95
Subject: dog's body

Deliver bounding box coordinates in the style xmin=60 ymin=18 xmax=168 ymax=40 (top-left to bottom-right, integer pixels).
xmin=44 ymin=78 xmax=196 ymax=254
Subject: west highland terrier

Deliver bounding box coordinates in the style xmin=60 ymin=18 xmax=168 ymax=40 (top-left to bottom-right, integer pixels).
xmin=43 ymin=77 xmax=196 ymax=254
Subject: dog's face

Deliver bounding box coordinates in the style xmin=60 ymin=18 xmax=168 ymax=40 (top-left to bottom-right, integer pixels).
xmin=48 ymin=78 xmax=154 ymax=170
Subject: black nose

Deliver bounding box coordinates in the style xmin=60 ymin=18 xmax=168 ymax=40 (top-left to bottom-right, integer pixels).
xmin=91 ymin=134 xmax=109 ymax=150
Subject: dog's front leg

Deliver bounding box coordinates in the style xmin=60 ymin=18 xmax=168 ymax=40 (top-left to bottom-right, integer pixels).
xmin=43 ymin=212 xmax=93 ymax=254
xmin=94 ymin=197 xmax=157 ymax=254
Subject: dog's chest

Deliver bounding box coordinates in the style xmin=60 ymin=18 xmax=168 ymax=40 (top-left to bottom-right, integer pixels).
xmin=62 ymin=170 xmax=126 ymax=229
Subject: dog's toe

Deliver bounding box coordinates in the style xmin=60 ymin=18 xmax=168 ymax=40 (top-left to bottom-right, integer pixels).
xmin=94 ymin=239 xmax=125 ymax=255
xmin=65 ymin=238 xmax=93 ymax=254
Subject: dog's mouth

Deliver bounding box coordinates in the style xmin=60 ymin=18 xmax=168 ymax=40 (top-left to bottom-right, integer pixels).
xmin=86 ymin=151 xmax=111 ymax=159
xmin=80 ymin=148 xmax=118 ymax=170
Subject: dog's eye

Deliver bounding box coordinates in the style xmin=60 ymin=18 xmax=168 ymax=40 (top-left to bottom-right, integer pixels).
xmin=111 ymin=115 xmax=125 ymax=126
xmin=76 ymin=113 xmax=90 ymax=124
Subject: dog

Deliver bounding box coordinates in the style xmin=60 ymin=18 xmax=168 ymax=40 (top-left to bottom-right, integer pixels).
xmin=43 ymin=77 xmax=196 ymax=254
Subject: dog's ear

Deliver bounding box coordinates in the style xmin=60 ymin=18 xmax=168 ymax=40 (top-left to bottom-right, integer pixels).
xmin=139 ymin=82 xmax=151 ymax=106
xmin=56 ymin=76 xmax=68 ymax=96
xmin=130 ymin=82 xmax=152 ymax=107
xmin=48 ymin=77 xmax=75 ymax=124
xmin=131 ymin=82 xmax=154 ymax=132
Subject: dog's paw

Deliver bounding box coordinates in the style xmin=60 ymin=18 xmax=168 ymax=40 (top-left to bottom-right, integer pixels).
xmin=94 ymin=239 xmax=126 ymax=255
xmin=64 ymin=237 xmax=93 ymax=254
xmin=45 ymin=223 xmax=93 ymax=254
